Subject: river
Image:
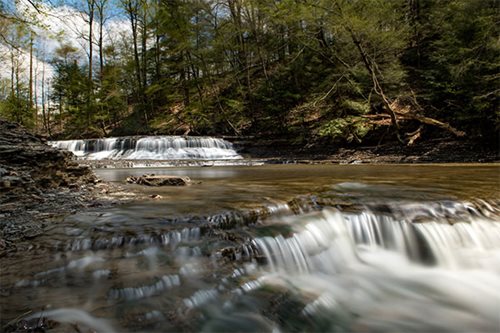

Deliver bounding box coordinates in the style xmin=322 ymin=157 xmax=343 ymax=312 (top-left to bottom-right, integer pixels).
xmin=1 ymin=161 xmax=499 ymax=332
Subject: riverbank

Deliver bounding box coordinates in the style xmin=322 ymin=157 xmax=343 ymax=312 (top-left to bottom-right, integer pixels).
xmin=74 ymin=137 xmax=499 ymax=169
xmin=0 ymin=120 xmax=136 ymax=256
xmin=234 ymin=137 xmax=499 ymax=164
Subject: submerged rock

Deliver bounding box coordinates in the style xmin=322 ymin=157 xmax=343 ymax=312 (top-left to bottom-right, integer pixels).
xmin=127 ymin=174 xmax=191 ymax=186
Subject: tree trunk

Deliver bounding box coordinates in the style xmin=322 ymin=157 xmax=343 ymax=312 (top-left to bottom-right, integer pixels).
xmin=34 ymin=56 xmax=38 ymax=131
xmin=348 ymin=29 xmax=401 ymax=142
xmin=29 ymin=34 xmax=34 ymax=126
xmin=41 ymin=60 xmax=47 ymax=132
xmin=140 ymin=0 xmax=148 ymax=91
xmin=10 ymin=47 xmax=14 ymax=97
xmin=98 ymin=1 xmax=105 ymax=83
xmin=128 ymin=2 xmax=142 ymax=94
xmin=87 ymin=0 xmax=96 ymax=128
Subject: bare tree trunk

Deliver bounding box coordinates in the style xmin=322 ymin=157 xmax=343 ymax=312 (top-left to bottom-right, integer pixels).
xmin=126 ymin=0 xmax=143 ymax=94
xmin=29 ymin=34 xmax=34 ymax=127
xmin=154 ymin=0 xmax=161 ymax=79
xmin=227 ymin=0 xmax=246 ymax=71
xmin=87 ymin=0 xmax=96 ymax=128
xmin=10 ymin=47 xmax=14 ymax=97
xmin=96 ymin=0 xmax=108 ymax=84
xmin=41 ymin=60 xmax=47 ymax=132
xmin=140 ymin=0 xmax=148 ymax=91
xmin=88 ymin=0 xmax=95 ymax=83
xmin=34 ymin=57 xmax=38 ymax=131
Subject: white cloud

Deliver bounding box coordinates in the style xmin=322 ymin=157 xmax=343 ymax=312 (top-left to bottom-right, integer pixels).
xmin=0 ymin=0 xmax=130 ymax=106
xmin=22 ymin=0 xmax=131 ymax=62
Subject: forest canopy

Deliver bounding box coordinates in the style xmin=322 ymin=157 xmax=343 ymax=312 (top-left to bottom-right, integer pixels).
xmin=0 ymin=0 xmax=498 ymax=145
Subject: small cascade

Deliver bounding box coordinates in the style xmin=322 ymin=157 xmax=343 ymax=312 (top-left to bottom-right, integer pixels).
xmin=50 ymin=136 xmax=242 ymax=160
xmin=3 ymin=189 xmax=500 ymax=332
xmin=254 ymin=209 xmax=500 ymax=272
xmin=108 ymin=274 xmax=181 ymax=301
xmin=59 ymin=226 xmax=201 ymax=252
xmin=251 ymin=206 xmax=500 ymax=332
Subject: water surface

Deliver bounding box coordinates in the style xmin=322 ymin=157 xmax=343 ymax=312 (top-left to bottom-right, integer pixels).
xmin=1 ymin=164 xmax=499 ymax=332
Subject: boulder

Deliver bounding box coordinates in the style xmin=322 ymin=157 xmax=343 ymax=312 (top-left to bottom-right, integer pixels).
xmin=127 ymin=174 xmax=191 ymax=186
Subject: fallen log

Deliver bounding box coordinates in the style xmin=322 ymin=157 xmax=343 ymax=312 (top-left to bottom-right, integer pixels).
xmin=361 ymin=112 xmax=465 ymax=138
xmin=394 ymin=112 xmax=465 ymax=137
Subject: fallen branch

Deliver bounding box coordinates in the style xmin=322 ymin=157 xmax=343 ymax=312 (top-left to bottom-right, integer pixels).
xmin=394 ymin=112 xmax=465 ymax=137
xmin=407 ymin=125 xmax=423 ymax=145
xmin=361 ymin=112 xmax=465 ymax=138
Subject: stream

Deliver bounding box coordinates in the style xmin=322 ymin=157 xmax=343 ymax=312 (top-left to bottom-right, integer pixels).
xmin=1 ymin=136 xmax=499 ymax=332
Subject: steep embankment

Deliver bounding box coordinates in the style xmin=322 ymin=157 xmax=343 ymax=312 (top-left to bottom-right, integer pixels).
xmin=0 ymin=119 xmax=99 ymax=254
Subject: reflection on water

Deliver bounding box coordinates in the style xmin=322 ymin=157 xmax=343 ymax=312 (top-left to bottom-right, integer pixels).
xmin=1 ymin=164 xmax=499 ymax=332
xmin=95 ymin=164 xmax=499 ymax=216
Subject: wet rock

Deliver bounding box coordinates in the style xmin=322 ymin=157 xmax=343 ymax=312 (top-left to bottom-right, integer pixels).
xmin=127 ymin=174 xmax=191 ymax=186
xmin=1 ymin=176 xmax=22 ymax=186
xmin=0 ymin=119 xmax=109 ymax=250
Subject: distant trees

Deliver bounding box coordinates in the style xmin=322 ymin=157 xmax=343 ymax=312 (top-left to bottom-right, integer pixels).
xmin=0 ymin=19 xmax=36 ymax=128
xmin=0 ymin=0 xmax=497 ymax=142
xmin=402 ymin=0 xmax=499 ymax=138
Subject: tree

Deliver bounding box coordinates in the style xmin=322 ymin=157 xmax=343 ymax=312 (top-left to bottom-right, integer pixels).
xmin=50 ymin=44 xmax=91 ymax=135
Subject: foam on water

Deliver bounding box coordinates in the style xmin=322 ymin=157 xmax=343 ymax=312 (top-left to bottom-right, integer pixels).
xmin=26 ymin=308 xmax=116 ymax=333
xmin=252 ymin=208 xmax=500 ymax=332
xmin=50 ymin=136 xmax=242 ymax=160
xmin=5 ymin=175 xmax=500 ymax=332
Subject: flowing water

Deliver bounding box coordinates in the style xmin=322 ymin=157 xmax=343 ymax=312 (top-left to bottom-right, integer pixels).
xmin=49 ymin=136 xmax=242 ymax=160
xmin=1 ymin=163 xmax=499 ymax=332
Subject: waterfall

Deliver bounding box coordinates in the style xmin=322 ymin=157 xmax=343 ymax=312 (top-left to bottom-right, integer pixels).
xmin=252 ymin=206 xmax=500 ymax=332
xmin=50 ymin=136 xmax=242 ymax=160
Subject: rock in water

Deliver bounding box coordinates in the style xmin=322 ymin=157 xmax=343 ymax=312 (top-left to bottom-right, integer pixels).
xmin=127 ymin=174 xmax=191 ymax=186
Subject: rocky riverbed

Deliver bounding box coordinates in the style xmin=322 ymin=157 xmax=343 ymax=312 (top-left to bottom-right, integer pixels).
xmin=1 ymin=118 xmax=498 ymax=255
xmin=0 ymin=120 xmax=133 ymax=256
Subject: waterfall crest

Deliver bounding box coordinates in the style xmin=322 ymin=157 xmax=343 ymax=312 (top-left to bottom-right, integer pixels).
xmin=50 ymin=136 xmax=242 ymax=160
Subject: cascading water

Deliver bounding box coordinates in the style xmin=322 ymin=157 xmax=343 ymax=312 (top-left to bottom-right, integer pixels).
xmin=50 ymin=136 xmax=242 ymax=160
xmin=2 ymin=165 xmax=500 ymax=332
xmin=251 ymin=206 xmax=500 ymax=332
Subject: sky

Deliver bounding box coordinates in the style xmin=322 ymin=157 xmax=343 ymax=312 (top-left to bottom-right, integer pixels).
xmin=0 ymin=0 xmax=130 ymax=104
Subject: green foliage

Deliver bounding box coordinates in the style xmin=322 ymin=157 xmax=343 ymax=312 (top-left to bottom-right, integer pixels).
xmin=0 ymin=93 xmax=34 ymax=128
xmin=342 ymin=100 xmax=370 ymax=115
xmin=403 ymin=0 xmax=499 ymax=138
xmin=3 ymin=0 xmax=495 ymax=142
xmin=318 ymin=116 xmax=372 ymax=143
